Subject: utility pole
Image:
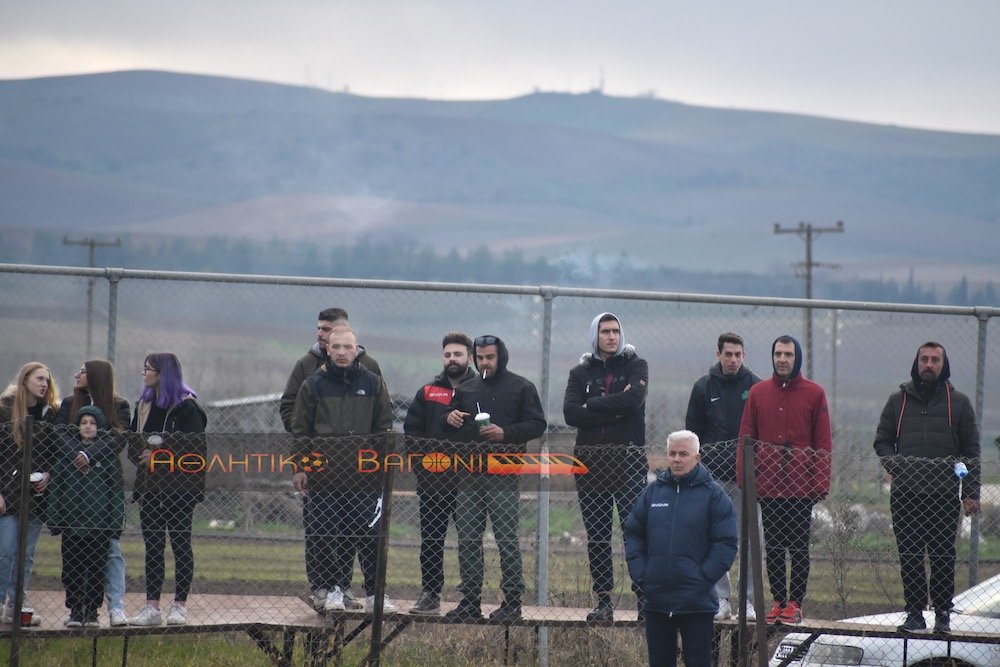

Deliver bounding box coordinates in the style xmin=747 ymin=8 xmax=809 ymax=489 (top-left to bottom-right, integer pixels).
xmin=773 ymin=221 xmax=844 ymax=379
xmin=63 ymin=236 xmax=122 ymax=358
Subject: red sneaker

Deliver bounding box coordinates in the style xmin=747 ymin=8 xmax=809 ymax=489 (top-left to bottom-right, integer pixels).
xmin=779 ymin=601 xmax=802 ymax=624
xmin=764 ymin=601 xmax=784 ymax=623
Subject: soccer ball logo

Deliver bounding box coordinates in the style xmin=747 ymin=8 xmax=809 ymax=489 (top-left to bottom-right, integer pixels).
xmin=299 ymin=452 xmax=327 ymax=473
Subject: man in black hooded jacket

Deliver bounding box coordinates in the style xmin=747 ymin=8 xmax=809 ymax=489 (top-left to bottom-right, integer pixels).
xmin=874 ymin=341 xmax=980 ymax=634
xmin=441 ymin=335 xmax=546 ymax=622
xmin=563 ymin=312 xmax=648 ymax=621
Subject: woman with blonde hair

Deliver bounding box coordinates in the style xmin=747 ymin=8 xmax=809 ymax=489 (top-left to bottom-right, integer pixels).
xmin=0 ymin=362 xmax=60 ymax=625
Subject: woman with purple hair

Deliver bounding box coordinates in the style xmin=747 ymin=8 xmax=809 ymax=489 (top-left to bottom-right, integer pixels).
xmin=127 ymin=353 xmax=207 ymax=627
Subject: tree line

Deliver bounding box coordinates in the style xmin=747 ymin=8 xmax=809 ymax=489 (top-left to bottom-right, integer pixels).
xmin=4 ymin=231 xmax=996 ymax=306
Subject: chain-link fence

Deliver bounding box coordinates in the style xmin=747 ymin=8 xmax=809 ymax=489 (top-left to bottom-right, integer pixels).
xmin=1 ymin=263 xmax=998 ymax=666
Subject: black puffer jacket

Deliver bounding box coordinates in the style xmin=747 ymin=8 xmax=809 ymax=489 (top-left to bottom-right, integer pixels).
xmin=873 ymin=348 xmax=980 ymax=498
xmin=128 ymin=397 xmax=208 ymax=502
xmin=563 ymin=344 xmax=648 ymax=487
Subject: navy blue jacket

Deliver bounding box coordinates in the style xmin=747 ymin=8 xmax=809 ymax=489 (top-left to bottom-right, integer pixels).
xmin=624 ymin=463 xmax=737 ymax=615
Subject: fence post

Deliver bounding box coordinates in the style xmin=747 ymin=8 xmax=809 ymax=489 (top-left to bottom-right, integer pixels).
xmin=9 ymin=416 xmax=36 ymax=667
xmin=535 ymin=287 xmax=556 ymax=667
xmin=106 ymin=268 xmax=123 ymax=365
xmin=367 ymin=432 xmax=399 ymax=667
xmin=738 ymin=435 xmax=769 ymax=667
xmin=970 ymin=311 xmax=990 ymax=587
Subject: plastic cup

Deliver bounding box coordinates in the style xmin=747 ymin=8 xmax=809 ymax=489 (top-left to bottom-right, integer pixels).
xmin=475 ymin=412 xmax=491 ymax=428
xmin=20 ymin=610 xmax=32 ymax=627
xmin=29 ymin=472 xmax=43 ymax=496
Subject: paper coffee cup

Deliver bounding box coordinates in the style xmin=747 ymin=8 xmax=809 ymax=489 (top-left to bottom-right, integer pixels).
xmin=475 ymin=412 xmax=491 ymax=428
xmin=20 ymin=610 xmax=33 ymax=627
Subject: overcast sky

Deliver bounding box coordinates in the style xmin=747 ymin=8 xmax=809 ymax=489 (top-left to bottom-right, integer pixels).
xmin=3 ymin=1 xmax=999 ymax=135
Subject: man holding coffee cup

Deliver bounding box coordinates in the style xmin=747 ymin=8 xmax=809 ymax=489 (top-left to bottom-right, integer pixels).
xmin=442 ymin=335 xmax=546 ymax=622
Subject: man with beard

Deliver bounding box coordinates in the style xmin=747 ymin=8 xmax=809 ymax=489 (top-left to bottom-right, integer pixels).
xmin=737 ymin=335 xmax=831 ymax=625
xmin=441 ymin=335 xmax=546 ymax=622
xmin=874 ymin=341 xmax=980 ymax=634
xmin=403 ymin=332 xmax=476 ymax=615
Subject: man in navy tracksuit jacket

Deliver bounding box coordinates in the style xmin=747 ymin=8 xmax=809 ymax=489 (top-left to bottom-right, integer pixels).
xmin=624 ymin=430 xmax=737 ymax=667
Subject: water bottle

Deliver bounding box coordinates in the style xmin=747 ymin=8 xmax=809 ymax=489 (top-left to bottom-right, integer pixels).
xmin=954 ymin=461 xmax=969 ymax=479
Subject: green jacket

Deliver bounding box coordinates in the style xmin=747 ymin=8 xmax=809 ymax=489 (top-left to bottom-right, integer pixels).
xmin=47 ymin=431 xmax=125 ymax=537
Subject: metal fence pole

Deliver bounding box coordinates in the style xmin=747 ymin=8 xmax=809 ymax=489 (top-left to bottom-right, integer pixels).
xmin=970 ymin=312 xmax=989 ymax=587
xmin=9 ymin=416 xmax=36 ymax=667
xmin=536 ymin=288 xmax=556 ymax=667
xmin=106 ymin=269 xmax=123 ymax=364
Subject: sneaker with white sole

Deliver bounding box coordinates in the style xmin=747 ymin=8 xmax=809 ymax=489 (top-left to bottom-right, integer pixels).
xmin=715 ymin=598 xmax=732 ymax=620
xmin=130 ymin=605 xmax=163 ymax=626
xmin=324 ymin=586 xmax=345 ymax=611
xmin=109 ymin=608 xmax=129 ymax=626
xmin=166 ymin=603 xmax=188 ymax=625
xmin=343 ymin=588 xmax=364 ymax=610
xmin=365 ymin=595 xmax=398 ymax=613
xmin=311 ymin=588 xmax=329 ymax=611
xmin=745 ymin=601 xmax=757 ymax=621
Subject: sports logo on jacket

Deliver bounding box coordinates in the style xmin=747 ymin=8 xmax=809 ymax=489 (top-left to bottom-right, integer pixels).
xmin=424 ymin=386 xmax=454 ymax=405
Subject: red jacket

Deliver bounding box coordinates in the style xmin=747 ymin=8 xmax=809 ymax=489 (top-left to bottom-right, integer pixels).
xmin=737 ymin=374 xmax=832 ymax=499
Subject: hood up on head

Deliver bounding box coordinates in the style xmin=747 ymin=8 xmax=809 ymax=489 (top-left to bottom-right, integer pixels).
xmin=910 ymin=341 xmax=951 ymax=387
xmin=589 ymin=312 xmax=625 ymax=357
xmin=76 ymin=404 xmax=107 ymax=431
xmin=771 ymin=334 xmax=803 ymax=380
xmin=473 ymin=334 xmax=509 ymax=378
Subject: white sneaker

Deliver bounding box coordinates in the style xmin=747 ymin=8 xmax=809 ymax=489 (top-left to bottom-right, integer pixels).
xmin=715 ymin=598 xmax=732 ymax=620
xmin=109 ymin=608 xmax=129 ymax=626
xmin=324 ymin=586 xmax=345 ymax=611
xmin=365 ymin=595 xmax=398 ymax=613
xmin=0 ymin=603 xmax=12 ymax=625
xmin=311 ymin=588 xmax=328 ymax=611
xmin=166 ymin=603 xmax=187 ymax=625
xmin=130 ymin=605 xmax=163 ymax=626
xmin=343 ymin=587 xmax=364 ymax=610
xmin=745 ymin=601 xmax=757 ymax=621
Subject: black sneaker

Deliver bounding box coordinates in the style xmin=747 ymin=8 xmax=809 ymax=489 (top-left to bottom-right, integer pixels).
xmin=897 ymin=612 xmax=926 ymax=633
xmin=933 ymin=611 xmax=950 ymax=634
xmin=489 ymin=601 xmax=522 ymax=623
xmin=586 ymin=599 xmax=614 ymax=622
xmin=409 ymin=591 xmax=441 ymax=616
xmin=444 ymin=598 xmax=482 ymax=621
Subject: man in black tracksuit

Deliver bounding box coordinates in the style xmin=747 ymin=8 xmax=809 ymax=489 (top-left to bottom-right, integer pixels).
xmin=874 ymin=341 xmax=980 ymax=634
xmin=441 ymin=335 xmax=546 ymax=622
xmin=563 ymin=312 xmax=648 ymax=621
xmin=403 ymin=332 xmax=476 ymax=615
xmin=685 ymin=332 xmax=760 ymax=619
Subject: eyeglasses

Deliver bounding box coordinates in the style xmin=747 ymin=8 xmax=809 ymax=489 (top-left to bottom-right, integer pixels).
xmin=142 ymin=366 xmax=158 ymax=374
xmin=74 ymin=367 xmax=87 ymax=376
xmin=474 ymin=335 xmax=498 ymax=346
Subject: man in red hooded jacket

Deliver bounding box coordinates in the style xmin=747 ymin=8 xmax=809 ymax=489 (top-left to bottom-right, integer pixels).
xmin=737 ymin=334 xmax=831 ymax=625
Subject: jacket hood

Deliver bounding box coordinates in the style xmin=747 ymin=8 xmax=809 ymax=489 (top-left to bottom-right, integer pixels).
xmin=771 ymin=335 xmax=803 ymax=379
xmin=473 ymin=334 xmax=509 ymax=378
xmin=434 ymin=366 xmax=477 ymax=386
xmin=655 ymin=461 xmax=712 ymax=487
xmin=577 ymin=343 xmax=637 ymax=367
xmin=76 ymin=405 xmax=107 ymax=430
xmin=589 ymin=312 xmax=625 ymax=357
xmin=910 ymin=343 xmax=952 ymax=388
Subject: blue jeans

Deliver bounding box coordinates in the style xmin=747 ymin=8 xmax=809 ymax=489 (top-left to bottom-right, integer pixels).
xmin=105 ymin=538 xmax=126 ymax=610
xmin=0 ymin=514 xmax=44 ymax=605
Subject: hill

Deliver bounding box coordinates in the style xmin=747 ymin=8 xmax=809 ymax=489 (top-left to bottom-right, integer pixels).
xmin=1 ymin=70 xmax=998 ymax=283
